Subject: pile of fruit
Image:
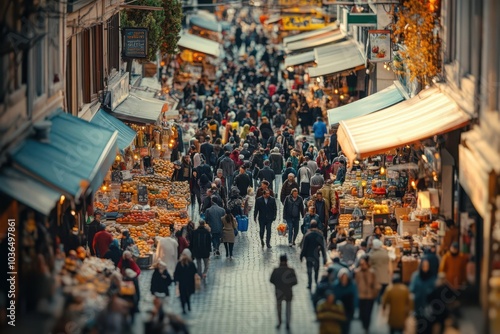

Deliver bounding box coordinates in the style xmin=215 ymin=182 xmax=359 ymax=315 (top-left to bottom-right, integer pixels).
xmin=171 ymin=181 xmax=189 ymax=195
xmin=277 ymin=223 xmax=287 ymax=236
xmin=121 ymin=181 xmax=138 ymax=194
xmin=94 ymin=201 xmax=105 ymax=210
xmin=107 ymin=198 xmax=119 ymax=212
xmin=118 ymin=202 xmax=133 ymax=211
xmin=149 ymin=188 xmax=170 ymax=200
xmin=372 ymin=204 xmax=390 ymax=214
xmin=168 ymin=196 xmax=189 ymax=209
xmin=153 ymin=160 xmax=174 ymax=178
xmin=151 ymin=207 xmax=189 ymax=225
xmin=133 ymin=175 xmax=170 ymax=190
xmin=116 ymin=210 xmax=156 ymax=223
xmin=338 ymin=214 xmax=351 ymax=228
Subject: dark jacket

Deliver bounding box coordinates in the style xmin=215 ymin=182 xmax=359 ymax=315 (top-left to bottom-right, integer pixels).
xmin=174 ymin=261 xmax=197 ymax=296
xmin=283 ymin=195 xmax=305 ymax=220
xmin=85 ymin=220 xmax=101 ymax=255
xmin=256 ymin=187 xmax=274 ymax=198
xmin=280 ymin=180 xmax=299 ymax=203
xmin=254 ymin=196 xmax=277 ymax=223
xmin=269 ymin=152 xmax=284 ymax=174
xmin=104 ymin=241 xmax=122 ymax=267
xmin=257 ymin=166 xmax=276 ymax=186
xmin=270 ymin=264 xmax=298 ymax=301
xmin=205 ymin=203 xmax=225 ymax=234
xmin=197 ymin=163 xmax=213 ymax=181
xmin=234 ymin=172 xmax=252 ymax=196
xmin=200 ymin=142 xmax=214 ymax=165
xmin=191 ymin=226 xmax=212 ymax=259
xmin=220 ymin=156 xmax=235 ymax=177
xmin=300 ymin=229 xmax=327 ymax=264
xmin=150 ymin=268 xmax=173 ymax=296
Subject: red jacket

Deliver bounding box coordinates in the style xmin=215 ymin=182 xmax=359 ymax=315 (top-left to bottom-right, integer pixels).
xmin=177 ymin=236 xmax=190 ymax=258
xmin=93 ymin=231 xmax=114 ymax=258
xmin=118 ymin=258 xmax=141 ymax=277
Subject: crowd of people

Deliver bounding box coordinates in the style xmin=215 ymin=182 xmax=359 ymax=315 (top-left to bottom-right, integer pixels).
xmin=84 ymin=7 xmax=470 ymax=334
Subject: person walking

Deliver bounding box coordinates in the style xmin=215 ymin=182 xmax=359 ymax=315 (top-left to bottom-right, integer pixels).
xmin=93 ymin=224 xmax=114 ymax=258
xmin=191 ymin=220 xmax=212 ymax=279
xmin=205 ymin=196 xmax=225 ymax=257
xmin=174 ymin=249 xmax=197 ymax=314
xmin=283 ymin=188 xmax=305 ymax=247
xmin=310 ymin=169 xmax=325 ymax=197
xmin=280 ymin=173 xmax=299 ymax=204
xmin=104 ymin=239 xmax=122 ymax=267
xmin=354 ymin=257 xmax=379 ymax=334
xmin=257 ymin=160 xmax=276 ymax=191
xmin=254 ymin=189 xmax=278 ymax=249
xmin=313 ymin=117 xmax=328 ymax=149
xmin=155 ymin=236 xmax=179 ymax=277
xmin=269 ymin=147 xmax=284 ymax=192
xmin=220 ymin=151 xmax=236 ymax=192
xmin=410 ymin=259 xmax=437 ymax=334
xmin=86 ymin=211 xmax=102 ymax=256
xmin=439 ymin=241 xmax=468 ymax=291
xmin=300 ymin=221 xmax=327 ymax=290
xmin=150 ymin=260 xmax=173 ymax=299
xmin=316 ymin=290 xmax=346 ymax=334
xmin=233 ymin=166 xmax=252 ymax=196
xmin=333 ymin=268 xmax=358 ymax=334
xmin=301 ymin=206 xmax=321 ymax=234
xmin=368 ymin=239 xmax=392 ymax=302
xmin=382 ymin=274 xmax=412 ymax=334
xmin=270 ymin=254 xmax=298 ymax=330
xmin=297 ymin=162 xmax=312 ymax=198
xmin=221 ymin=209 xmax=238 ymax=259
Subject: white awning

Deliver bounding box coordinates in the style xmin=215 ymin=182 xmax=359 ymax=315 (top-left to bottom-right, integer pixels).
xmin=327 ymin=84 xmax=406 ymax=125
xmin=314 ymin=40 xmax=358 ymax=64
xmin=111 ymin=93 xmax=165 ymax=124
xmin=189 ymin=15 xmax=221 ymax=32
xmin=284 ymin=51 xmax=315 ymax=67
xmin=177 ymin=33 xmax=222 ymax=57
xmin=337 ymin=87 xmax=471 ymax=163
xmin=308 ymin=41 xmax=365 ymax=77
xmin=283 ymin=23 xmax=338 ymax=46
xmin=285 ymin=29 xmax=345 ymax=53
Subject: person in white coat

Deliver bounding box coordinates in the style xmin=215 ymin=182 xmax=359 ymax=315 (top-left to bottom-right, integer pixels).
xmin=155 ymin=236 xmax=179 ymax=276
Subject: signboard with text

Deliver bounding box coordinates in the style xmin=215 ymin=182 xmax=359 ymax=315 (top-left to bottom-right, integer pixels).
xmin=123 ymin=28 xmax=148 ymax=58
xmin=281 ymin=16 xmax=327 ymax=31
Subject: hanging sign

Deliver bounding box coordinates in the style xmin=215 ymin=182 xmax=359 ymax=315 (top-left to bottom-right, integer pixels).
xmin=111 ymin=170 xmax=123 ymax=183
xmin=368 ymin=30 xmax=391 ymax=62
xmin=121 ymin=170 xmax=132 ymax=181
xmin=122 ymin=28 xmax=148 ymax=58
xmin=155 ymin=199 xmax=168 ymax=208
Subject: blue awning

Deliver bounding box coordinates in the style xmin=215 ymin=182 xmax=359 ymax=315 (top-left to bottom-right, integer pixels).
xmin=10 ymin=111 xmax=118 ymax=197
xmin=0 ymin=167 xmax=60 ymax=215
xmin=189 ymin=15 xmax=221 ymax=32
xmin=327 ymin=84 xmax=407 ymax=126
xmin=91 ymin=109 xmax=136 ymax=150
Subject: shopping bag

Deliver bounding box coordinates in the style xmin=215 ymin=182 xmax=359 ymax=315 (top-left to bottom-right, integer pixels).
xmin=194 ymin=274 xmax=201 ymax=292
xmin=236 ymin=215 xmax=249 ymax=232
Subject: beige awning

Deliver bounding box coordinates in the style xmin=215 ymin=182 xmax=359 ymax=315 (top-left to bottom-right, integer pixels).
xmin=284 ymin=51 xmax=315 ymax=67
xmin=308 ymin=40 xmax=365 ymax=77
xmin=283 ymin=23 xmax=338 ymax=46
xmin=177 ymin=33 xmax=222 ymax=57
xmin=285 ymin=29 xmax=345 ymax=53
xmin=337 ymin=87 xmax=471 ymax=163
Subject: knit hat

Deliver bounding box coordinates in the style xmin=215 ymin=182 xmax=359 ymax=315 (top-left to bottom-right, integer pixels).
xmin=181 ymin=248 xmax=192 ymax=260
xmin=271 ymin=147 xmax=279 ymax=153
xmin=338 ymin=268 xmax=350 ymax=279
xmin=372 ymin=239 xmax=383 ymax=250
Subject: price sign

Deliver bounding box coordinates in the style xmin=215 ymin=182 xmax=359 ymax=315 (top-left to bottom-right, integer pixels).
xmin=137 ymin=185 xmax=148 ymax=204
xmin=146 ymin=167 xmax=155 ymax=175
xmin=156 ymin=199 xmax=168 ymax=208
xmin=349 ymin=221 xmax=363 ymax=239
xmin=120 ymin=192 xmax=133 ymax=203
xmin=111 ymin=170 xmax=123 ymax=183
xmin=167 ymin=203 xmax=175 ymax=210
xmin=121 ymin=170 xmax=132 ymax=181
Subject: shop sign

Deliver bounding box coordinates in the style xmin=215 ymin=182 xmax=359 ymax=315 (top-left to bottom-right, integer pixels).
xmin=145 ymin=167 xmax=155 ymax=175
xmin=119 ymin=192 xmax=132 ymax=203
xmin=156 ymin=199 xmax=168 ymax=208
xmin=137 ymin=185 xmax=148 ymax=204
xmin=349 ymin=221 xmax=363 ymax=239
xmin=109 ymin=72 xmax=129 ymax=111
xmin=278 ymin=0 xmax=322 ymax=6
xmin=111 ymin=170 xmax=123 ymax=183
xmin=368 ymin=30 xmax=391 ymax=62
xmin=459 ymin=145 xmax=490 ymax=218
xmin=121 ymin=170 xmax=132 ymax=181
xmin=122 ymin=28 xmax=148 ymax=58
xmin=282 ymin=16 xmax=327 ymax=31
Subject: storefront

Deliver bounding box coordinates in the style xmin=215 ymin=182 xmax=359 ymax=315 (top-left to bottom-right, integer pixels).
xmin=188 ymin=14 xmax=222 ymax=42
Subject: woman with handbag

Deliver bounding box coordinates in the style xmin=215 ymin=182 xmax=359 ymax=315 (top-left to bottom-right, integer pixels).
xmin=221 ymin=209 xmax=238 ymax=260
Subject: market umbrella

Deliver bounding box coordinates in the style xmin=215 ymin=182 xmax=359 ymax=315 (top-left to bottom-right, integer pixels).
xmin=387 ymin=163 xmax=418 ymax=171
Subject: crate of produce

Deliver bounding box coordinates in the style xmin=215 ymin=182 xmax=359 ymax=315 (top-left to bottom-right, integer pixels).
xmin=136 ymin=253 xmax=153 ymax=269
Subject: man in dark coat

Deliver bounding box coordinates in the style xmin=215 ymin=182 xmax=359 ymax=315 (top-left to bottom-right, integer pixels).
xmin=200 ymin=135 xmax=214 ymax=166
xmin=191 ymin=220 xmax=212 ymax=278
xmin=283 ymin=189 xmax=305 ymax=246
xmin=300 ymin=222 xmax=327 ymax=289
xmin=257 ymin=160 xmax=276 ymax=191
xmin=254 ymin=189 xmax=277 ymax=249
xmin=205 ymin=198 xmax=225 ymax=256
xmin=233 ymin=166 xmax=252 ymax=196
xmin=270 ymin=254 xmax=298 ymax=330
xmin=280 ymin=173 xmax=299 ymax=204
xmin=219 ymin=151 xmax=235 ymax=191
xmin=86 ymin=212 xmax=102 ymax=256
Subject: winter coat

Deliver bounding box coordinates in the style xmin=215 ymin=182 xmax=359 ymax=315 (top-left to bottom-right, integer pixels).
xmin=205 ymin=203 xmax=225 ymax=234
xmin=104 ymin=241 xmax=122 ymax=267
xmin=222 ymin=214 xmax=238 ymax=243
xmin=150 ymin=268 xmax=173 ymax=296
xmin=300 ymin=229 xmax=327 ymax=263
xmin=177 ymin=236 xmax=190 ymax=258
xmin=220 ymin=156 xmax=235 ymax=177
xmin=269 ymin=152 xmax=284 ymax=175
xmin=332 ymin=278 xmax=358 ymax=321
xmin=316 ymin=301 xmax=346 ymax=334
xmin=117 ymin=258 xmax=141 ymax=278
xmin=270 ymin=264 xmax=298 ymax=301
xmin=254 ymin=196 xmax=278 ymax=223
xmin=314 ymin=199 xmax=328 ymax=227
xmin=302 ymin=213 xmax=321 ymax=233
xmin=155 ymin=237 xmax=179 ymax=276
xmin=174 ymin=261 xmax=197 ymax=296
xmin=382 ymin=283 xmax=412 ymax=329
xmin=257 ymin=166 xmax=275 ymax=185
xmin=310 ymin=173 xmax=325 ymax=196
xmin=281 ymin=167 xmax=297 ymax=182
xmin=280 ymin=180 xmax=299 ymax=203
xmin=93 ymin=230 xmax=114 ymax=258
xmin=191 ymin=226 xmax=212 ymax=259
xmin=354 ymin=268 xmax=379 ymax=300
xmin=368 ymin=248 xmax=392 ymax=285
xmin=283 ymin=195 xmax=305 ymax=220
xmin=409 ymin=271 xmax=436 ymax=316
xmin=439 ymin=252 xmax=468 ymax=290
xmin=234 ymin=172 xmax=252 ymax=196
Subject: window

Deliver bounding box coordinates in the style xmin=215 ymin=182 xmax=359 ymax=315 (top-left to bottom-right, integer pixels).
xmin=47 ymin=13 xmax=61 ymax=95
xmin=66 ymin=41 xmax=72 ymax=113
xmin=94 ymin=25 xmax=104 ymax=94
xmin=82 ymin=29 xmax=91 ymax=103
xmin=34 ymin=38 xmax=46 ymax=97
xmin=107 ymin=14 xmax=120 ymax=73
xmin=443 ymin=0 xmax=456 ymax=63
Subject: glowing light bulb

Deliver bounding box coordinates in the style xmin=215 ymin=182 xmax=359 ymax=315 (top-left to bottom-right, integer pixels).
xmin=411 ymin=180 xmax=416 ymax=188
xmin=334 ymin=89 xmax=339 ymax=94
xmin=59 ymin=195 xmax=65 ymax=204
xmin=380 ymin=167 xmax=385 ymax=175
xmin=71 ymin=210 xmax=76 ymax=216
xmin=102 ymin=185 xmax=107 ymax=191
xmin=340 ymin=94 xmax=344 ymax=100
